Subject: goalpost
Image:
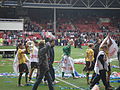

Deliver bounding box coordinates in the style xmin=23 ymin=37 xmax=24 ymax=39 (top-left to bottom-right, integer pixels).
xmin=0 ymin=18 xmax=24 ymax=31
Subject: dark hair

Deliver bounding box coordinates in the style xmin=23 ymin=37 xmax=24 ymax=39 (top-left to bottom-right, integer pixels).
xmin=88 ymin=43 xmax=94 ymax=48
xmin=45 ymin=37 xmax=54 ymax=43
xmin=33 ymin=40 xmax=38 ymax=44
xmin=39 ymin=41 xmax=45 ymax=49
xmin=45 ymin=37 xmax=50 ymax=43
xmin=49 ymin=39 xmax=54 ymax=43
xmin=101 ymin=45 xmax=108 ymax=49
xmin=18 ymin=43 xmax=23 ymax=48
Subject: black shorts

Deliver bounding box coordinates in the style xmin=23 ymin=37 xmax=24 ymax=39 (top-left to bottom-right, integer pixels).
xmin=83 ymin=61 xmax=94 ymax=72
xmin=108 ymin=63 xmax=111 ymax=72
xmin=31 ymin=62 xmax=38 ymax=69
xmin=19 ymin=63 xmax=29 ymax=73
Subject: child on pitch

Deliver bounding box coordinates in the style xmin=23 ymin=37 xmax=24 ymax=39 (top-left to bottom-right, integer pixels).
xmin=61 ymin=40 xmax=78 ymax=79
xmin=17 ymin=43 xmax=29 ymax=86
xmin=28 ymin=41 xmax=39 ymax=83
xmin=83 ymin=43 xmax=94 ymax=84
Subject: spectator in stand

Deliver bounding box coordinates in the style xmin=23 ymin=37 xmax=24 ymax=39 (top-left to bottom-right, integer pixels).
xmin=74 ymin=38 xmax=78 ymax=48
xmin=78 ymin=37 xmax=82 ymax=49
xmin=58 ymin=38 xmax=61 ymax=46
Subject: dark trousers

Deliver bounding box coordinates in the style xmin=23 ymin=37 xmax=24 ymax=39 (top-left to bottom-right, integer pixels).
xmin=118 ymin=52 xmax=120 ymax=67
xmin=44 ymin=65 xmax=55 ymax=82
xmin=32 ymin=70 xmax=54 ymax=90
xmin=49 ymin=65 xmax=55 ymax=82
xmin=90 ymin=70 xmax=109 ymax=90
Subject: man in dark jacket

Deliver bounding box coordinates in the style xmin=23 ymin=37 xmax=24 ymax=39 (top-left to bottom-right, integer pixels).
xmin=44 ymin=39 xmax=59 ymax=84
xmin=32 ymin=41 xmax=54 ymax=90
xmin=48 ymin=39 xmax=59 ymax=84
xmin=90 ymin=39 xmax=101 ymax=83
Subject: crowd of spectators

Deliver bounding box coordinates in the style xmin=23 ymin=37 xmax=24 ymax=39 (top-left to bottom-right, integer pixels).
xmin=0 ymin=15 xmax=120 ymax=47
xmin=23 ymin=15 xmax=120 ymax=33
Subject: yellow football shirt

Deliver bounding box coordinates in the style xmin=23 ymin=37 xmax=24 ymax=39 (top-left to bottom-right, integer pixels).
xmin=85 ymin=48 xmax=94 ymax=61
xmin=99 ymin=47 xmax=109 ymax=57
xmin=18 ymin=49 xmax=26 ymax=64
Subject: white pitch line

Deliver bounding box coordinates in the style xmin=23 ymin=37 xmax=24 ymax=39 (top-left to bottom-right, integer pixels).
xmin=56 ymin=77 xmax=85 ymax=90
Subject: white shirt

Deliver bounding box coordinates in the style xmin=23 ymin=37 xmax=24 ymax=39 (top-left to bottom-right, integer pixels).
xmin=94 ymin=51 xmax=108 ymax=74
xmin=30 ymin=46 xmax=38 ymax=62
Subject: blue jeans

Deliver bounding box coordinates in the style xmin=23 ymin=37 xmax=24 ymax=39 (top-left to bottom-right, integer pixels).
xmin=32 ymin=70 xmax=54 ymax=90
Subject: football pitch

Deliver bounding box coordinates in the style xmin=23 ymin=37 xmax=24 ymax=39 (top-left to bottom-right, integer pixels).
xmin=0 ymin=46 xmax=119 ymax=90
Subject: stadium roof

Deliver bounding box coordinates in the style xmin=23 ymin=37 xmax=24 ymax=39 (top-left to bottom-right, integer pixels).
xmin=0 ymin=0 xmax=120 ymax=9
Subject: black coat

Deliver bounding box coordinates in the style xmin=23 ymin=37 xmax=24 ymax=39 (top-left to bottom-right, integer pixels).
xmin=48 ymin=46 xmax=54 ymax=65
xmin=38 ymin=44 xmax=51 ymax=71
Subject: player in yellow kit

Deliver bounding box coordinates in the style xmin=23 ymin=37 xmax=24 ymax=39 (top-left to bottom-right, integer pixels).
xmin=83 ymin=43 xmax=94 ymax=84
xmin=17 ymin=43 xmax=29 ymax=86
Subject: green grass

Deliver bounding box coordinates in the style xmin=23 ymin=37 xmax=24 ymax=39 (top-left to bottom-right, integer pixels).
xmin=54 ymin=46 xmax=87 ymax=60
xmin=0 ymin=46 xmax=119 ymax=90
xmin=0 ymin=46 xmax=16 ymax=49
